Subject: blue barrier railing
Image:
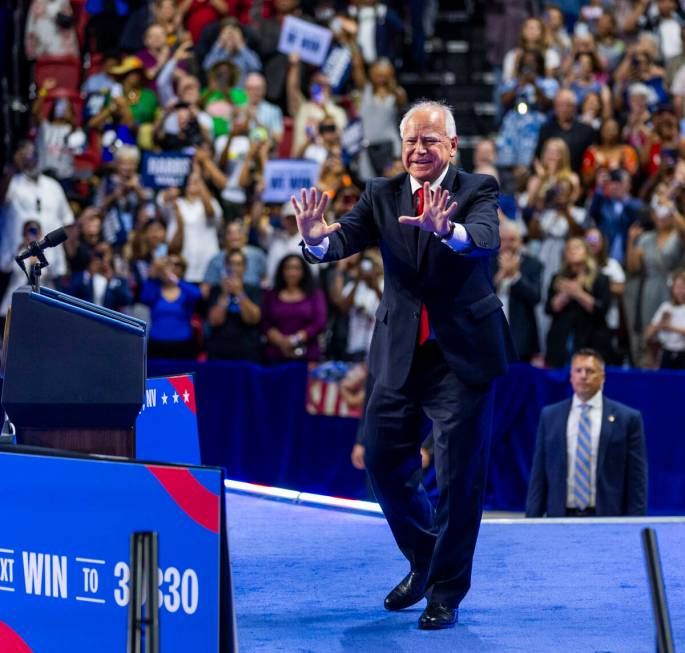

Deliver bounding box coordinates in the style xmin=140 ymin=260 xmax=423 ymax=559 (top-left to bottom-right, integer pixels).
xmin=147 ymin=360 xmax=685 ymax=514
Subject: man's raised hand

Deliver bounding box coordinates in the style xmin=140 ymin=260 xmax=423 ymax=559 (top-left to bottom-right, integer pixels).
xmin=291 ymin=187 xmax=341 ymax=246
xmin=398 ymin=182 xmax=458 ymax=237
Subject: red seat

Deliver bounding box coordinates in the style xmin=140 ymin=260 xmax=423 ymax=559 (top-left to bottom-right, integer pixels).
xmin=277 ymin=116 xmax=294 ymax=159
xmin=35 ymin=55 xmax=81 ymax=92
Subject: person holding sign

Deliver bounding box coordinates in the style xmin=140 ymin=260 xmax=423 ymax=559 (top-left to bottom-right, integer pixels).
xmin=293 ymin=101 xmax=515 ymax=630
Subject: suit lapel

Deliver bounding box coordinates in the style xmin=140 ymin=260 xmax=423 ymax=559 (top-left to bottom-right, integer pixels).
xmin=417 ymin=166 xmax=459 ymax=269
xmin=395 ymin=174 xmax=418 ymax=266
xmin=596 ymin=396 xmax=614 ymax=480
xmin=558 ymin=399 xmax=572 ymax=489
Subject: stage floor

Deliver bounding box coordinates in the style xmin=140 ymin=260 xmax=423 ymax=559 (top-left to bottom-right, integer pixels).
xmin=226 ymin=492 xmax=685 ymax=653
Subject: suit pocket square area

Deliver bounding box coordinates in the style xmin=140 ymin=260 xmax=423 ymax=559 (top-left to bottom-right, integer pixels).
xmin=467 ymin=293 xmax=503 ymax=320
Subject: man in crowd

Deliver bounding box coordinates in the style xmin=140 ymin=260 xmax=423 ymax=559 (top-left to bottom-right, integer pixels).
xmin=526 ymin=348 xmax=648 ymax=517
xmin=535 ymin=89 xmax=597 ymax=172
xmin=493 ymin=220 xmax=542 ymax=363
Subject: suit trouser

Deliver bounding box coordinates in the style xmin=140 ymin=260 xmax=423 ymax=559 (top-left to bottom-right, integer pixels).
xmin=364 ymin=341 xmax=494 ymax=609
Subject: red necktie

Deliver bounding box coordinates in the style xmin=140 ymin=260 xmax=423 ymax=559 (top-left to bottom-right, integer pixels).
xmin=415 ymin=188 xmax=431 ymax=345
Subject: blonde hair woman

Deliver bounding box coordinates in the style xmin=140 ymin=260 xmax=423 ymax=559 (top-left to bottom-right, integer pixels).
xmin=545 ymin=237 xmax=613 ymax=367
xmin=526 ymin=137 xmax=580 ymax=210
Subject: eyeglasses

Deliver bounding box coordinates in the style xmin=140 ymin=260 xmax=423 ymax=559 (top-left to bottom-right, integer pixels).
xmin=402 ymin=136 xmax=447 ymax=148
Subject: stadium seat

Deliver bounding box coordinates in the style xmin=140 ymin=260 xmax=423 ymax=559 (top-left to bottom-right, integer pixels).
xmin=35 ymin=55 xmax=81 ymax=92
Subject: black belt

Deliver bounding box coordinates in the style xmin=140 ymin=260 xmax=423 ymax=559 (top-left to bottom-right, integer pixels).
xmin=565 ymin=507 xmax=596 ymax=517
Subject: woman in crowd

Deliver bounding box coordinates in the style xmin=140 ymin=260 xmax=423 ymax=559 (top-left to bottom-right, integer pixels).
xmin=526 ymin=138 xmax=580 ymax=211
xmin=614 ymin=42 xmax=669 ymax=114
xmin=581 ymin=118 xmax=640 ymax=187
xmin=127 ymin=216 xmax=168 ymax=299
xmin=497 ymin=49 xmax=559 ymax=168
xmin=136 ymin=24 xmax=172 ymax=93
xmin=578 ymin=91 xmax=603 ymax=130
xmin=565 ymin=52 xmax=612 ymax=116
xmin=262 ymin=254 xmax=327 ymax=363
xmin=545 ymin=237 xmax=613 ymax=368
xmin=352 ymin=56 xmax=407 ymax=180
xmin=586 ymin=227 xmax=627 ymax=362
xmin=25 ymin=0 xmax=79 ymax=60
xmin=206 ymin=249 xmax=262 ymax=362
xmin=621 ymin=83 xmax=653 ymax=155
xmin=501 ymin=17 xmax=560 ymax=84
xmin=32 ymin=80 xmax=86 ymax=184
xmin=140 ymin=255 xmax=201 ymax=359
xmin=646 ymin=269 xmax=685 ymax=369
xmin=625 ymin=191 xmax=685 ymax=365
xmin=329 ymin=249 xmax=384 ymax=361
xmin=162 ymin=165 xmax=221 ymax=284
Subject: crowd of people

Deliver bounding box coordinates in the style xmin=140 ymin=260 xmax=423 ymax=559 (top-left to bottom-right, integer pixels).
xmin=486 ymin=1 xmax=685 ymax=369
xmin=2 ymin=0 xmax=685 ymax=370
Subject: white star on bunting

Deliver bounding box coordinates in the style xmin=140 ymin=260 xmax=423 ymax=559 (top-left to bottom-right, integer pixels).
xmin=161 ymin=393 xmax=168 ymax=405
xmin=183 ymin=390 xmax=190 ymax=403
xmin=172 ymin=392 xmax=180 ymax=404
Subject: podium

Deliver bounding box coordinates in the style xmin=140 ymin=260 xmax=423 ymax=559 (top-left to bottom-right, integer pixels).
xmin=1 ymin=286 xmax=146 ymax=456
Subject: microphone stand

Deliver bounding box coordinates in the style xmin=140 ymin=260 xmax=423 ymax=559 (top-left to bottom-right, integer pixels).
xmin=15 ymin=242 xmax=50 ymax=294
xmin=28 ymin=250 xmax=49 ymax=294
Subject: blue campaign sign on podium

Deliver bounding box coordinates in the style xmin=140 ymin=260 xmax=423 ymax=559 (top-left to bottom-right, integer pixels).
xmin=136 ymin=374 xmax=201 ymax=465
xmin=0 ymin=449 xmax=235 ymax=652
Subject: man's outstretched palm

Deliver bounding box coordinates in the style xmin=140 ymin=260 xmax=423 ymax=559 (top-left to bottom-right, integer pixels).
xmin=398 ymin=182 xmax=458 ymax=237
xmin=291 ymin=187 xmax=342 ymax=246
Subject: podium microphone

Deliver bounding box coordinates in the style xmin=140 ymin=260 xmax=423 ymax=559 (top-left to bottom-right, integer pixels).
xmin=15 ymin=227 xmax=68 ymax=263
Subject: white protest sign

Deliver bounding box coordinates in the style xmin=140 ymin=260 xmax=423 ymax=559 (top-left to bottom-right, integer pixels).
xmin=278 ymin=16 xmax=333 ymax=66
xmin=261 ymin=159 xmax=321 ymax=203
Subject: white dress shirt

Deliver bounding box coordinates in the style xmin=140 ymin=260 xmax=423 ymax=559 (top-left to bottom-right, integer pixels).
xmin=566 ymin=390 xmax=603 ymax=508
xmin=306 ymin=165 xmax=470 ymax=259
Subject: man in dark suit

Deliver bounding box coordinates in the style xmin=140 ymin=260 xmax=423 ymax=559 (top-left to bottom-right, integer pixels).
xmin=526 ymin=348 xmax=647 ymax=518
xmin=493 ymin=220 xmax=542 ymax=362
xmin=292 ymin=101 xmax=515 ymax=629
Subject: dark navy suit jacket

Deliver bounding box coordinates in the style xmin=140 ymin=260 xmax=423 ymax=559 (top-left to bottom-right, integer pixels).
xmin=303 ymin=165 xmax=515 ymax=389
xmin=526 ymin=396 xmax=648 ymax=517
xmin=68 ymin=272 xmax=132 ymax=311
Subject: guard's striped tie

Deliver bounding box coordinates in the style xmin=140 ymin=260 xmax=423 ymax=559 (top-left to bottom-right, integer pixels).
xmin=574 ymin=404 xmax=592 ymax=510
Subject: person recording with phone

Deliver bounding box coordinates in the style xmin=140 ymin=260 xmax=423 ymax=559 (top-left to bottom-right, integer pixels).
xmin=67 ymin=242 xmax=132 ymax=311
xmin=202 ymin=19 xmax=262 ymax=86
xmin=141 ymin=255 xmax=202 ymax=359
xmin=295 ymin=117 xmax=341 ymax=164
xmin=497 ymin=48 xmax=559 ymax=168
xmin=206 ymin=249 xmax=262 ymax=361
xmin=287 ymin=58 xmax=347 ymax=155
xmin=262 ymin=254 xmax=327 ymax=364
xmin=329 ymin=249 xmax=384 ymax=362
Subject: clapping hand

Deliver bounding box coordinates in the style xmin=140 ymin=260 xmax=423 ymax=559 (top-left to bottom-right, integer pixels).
xmin=398 ymin=182 xmax=458 ymax=237
xmin=291 ymin=187 xmax=342 ymax=246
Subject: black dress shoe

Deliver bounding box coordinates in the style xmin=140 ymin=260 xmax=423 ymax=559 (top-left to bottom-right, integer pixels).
xmin=383 ymin=571 xmax=429 ymax=611
xmin=418 ymin=602 xmax=458 ymax=630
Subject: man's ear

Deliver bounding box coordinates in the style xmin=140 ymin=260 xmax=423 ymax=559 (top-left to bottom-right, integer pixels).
xmin=450 ymin=136 xmax=459 ymax=158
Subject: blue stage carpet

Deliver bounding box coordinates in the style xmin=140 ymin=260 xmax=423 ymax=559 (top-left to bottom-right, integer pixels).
xmin=226 ymin=493 xmax=685 ymax=652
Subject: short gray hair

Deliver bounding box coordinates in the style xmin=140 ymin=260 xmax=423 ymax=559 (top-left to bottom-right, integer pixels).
xmin=399 ymin=100 xmax=457 ymax=139
xmin=115 ymin=145 xmax=140 ymax=163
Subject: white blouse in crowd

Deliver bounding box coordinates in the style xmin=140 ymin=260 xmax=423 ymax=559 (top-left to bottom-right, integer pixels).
xmin=166 ymin=197 xmax=221 ymax=283
xmin=651 ymin=301 xmax=685 ymax=353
